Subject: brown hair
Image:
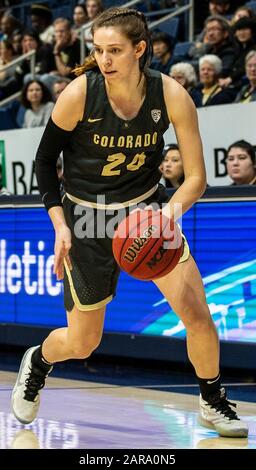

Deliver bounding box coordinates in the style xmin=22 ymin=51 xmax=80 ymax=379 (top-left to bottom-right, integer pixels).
xmin=231 ymin=6 xmax=255 ymax=25
xmin=21 ymin=79 xmax=53 ymax=109
xmin=73 ymin=7 xmax=152 ymax=76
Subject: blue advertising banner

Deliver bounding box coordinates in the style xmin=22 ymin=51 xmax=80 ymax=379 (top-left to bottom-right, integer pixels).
xmin=0 ymin=201 xmax=255 ymax=342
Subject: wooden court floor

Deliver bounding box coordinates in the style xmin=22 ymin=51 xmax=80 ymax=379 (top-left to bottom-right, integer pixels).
xmin=0 ymin=371 xmax=255 ymax=449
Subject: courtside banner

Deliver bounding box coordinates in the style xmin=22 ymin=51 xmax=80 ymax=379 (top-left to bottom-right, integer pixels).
xmin=165 ymin=101 xmax=256 ymax=186
xmin=0 ymin=201 xmax=255 ymax=344
xmin=0 ymin=127 xmax=42 ymax=195
xmin=0 ymin=102 xmax=255 ymax=194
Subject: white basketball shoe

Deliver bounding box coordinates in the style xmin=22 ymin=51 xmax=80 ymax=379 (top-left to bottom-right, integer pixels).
xmin=11 ymin=346 xmax=52 ymax=424
xmin=198 ymin=387 xmax=248 ymax=438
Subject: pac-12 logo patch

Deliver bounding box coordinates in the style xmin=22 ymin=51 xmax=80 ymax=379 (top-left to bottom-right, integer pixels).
xmin=151 ymin=109 xmax=161 ymax=123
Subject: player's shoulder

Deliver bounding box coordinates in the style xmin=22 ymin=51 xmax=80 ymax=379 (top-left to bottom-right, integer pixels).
xmin=161 ymin=73 xmax=195 ymax=118
xmin=161 ymin=73 xmax=188 ymax=100
xmin=52 ymin=75 xmax=87 ymax=129
xmin=61 ymin=74 xmax=87 ymax=103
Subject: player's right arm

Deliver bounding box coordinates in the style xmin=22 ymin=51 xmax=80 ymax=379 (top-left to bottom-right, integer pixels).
xmin=35 ymin=74 xmax=87 ymax=280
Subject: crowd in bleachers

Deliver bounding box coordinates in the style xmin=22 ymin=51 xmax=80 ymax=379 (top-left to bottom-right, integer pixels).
xmin=150 ymin=2 xmax=256 ymax=107
xmin=1 ymin=1 xmax=256 ymax=125
xmin=0 ymin=0 xmax=255 ymax=194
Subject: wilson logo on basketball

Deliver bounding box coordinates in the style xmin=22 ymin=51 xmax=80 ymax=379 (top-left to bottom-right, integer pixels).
xmin=146 ymin=245 xmax=167 ymax=269
xmin=123 ymin=225 xmax=157 ymax=263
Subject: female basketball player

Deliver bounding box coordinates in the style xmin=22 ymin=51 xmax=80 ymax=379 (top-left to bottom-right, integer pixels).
xmin=12 ymin=7 xmax=248 ymax=438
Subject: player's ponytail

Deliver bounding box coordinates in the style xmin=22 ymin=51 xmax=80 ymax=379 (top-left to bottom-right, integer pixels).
xmin=73 ymin=52 xmax=98 ymax=76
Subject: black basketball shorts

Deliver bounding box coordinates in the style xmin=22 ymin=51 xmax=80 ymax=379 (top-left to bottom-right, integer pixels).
xmin=62 ymin=185 xmax=190 ymax=312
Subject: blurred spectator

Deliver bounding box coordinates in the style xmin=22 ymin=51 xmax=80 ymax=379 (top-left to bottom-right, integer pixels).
xmin=0 ymin=39 xmax=17 ymax=83
xmin=226 ymin=140 xmax=256 ymax=185
xmin=189 ymin=15 xmax=236 ymax=77
xmin=72 ymin=4 xmax=88 ymax=35
xmin=159 ymin=144 xmax=184 ymax=189
xmin=30 ymin=3 xmax=54 ymax=45
xmin=51 ymin=77 xmax=71 ymax=101
xmin=197 ymin=54 xmax=235 ymax=106
xmin=235 ymin=50 xmax=256 ymax=103
xmin=219 ymin=17 xmax=256 ymax=89
xmin=0 ymin=37 xmax=21 ymax=98
xmin=230 ymin=6 xmax=255 ymax=26
xmin=82 ymin=0 xmax=104 ymax=50
xmin=15 ymin=30 xmax=55 ymax=87
xmin=170 ymin=62 xmax=201 ymax=107
xmin=85 ymin=0 xmax=104 ymax=19
xmin=52 ymin=18 xmax=84 ymax=79
xmin=208 ymin=1 xmax=231 ymax=17
xmin=21 ymin=79 xmax=54 ymax=128
xmin=12 ymin=30 xmax=23 ymax=55
xmin=0 ymin=13 xmax=22 ymax=41
xmin=151 ymin=31 xmax=174 ymax=74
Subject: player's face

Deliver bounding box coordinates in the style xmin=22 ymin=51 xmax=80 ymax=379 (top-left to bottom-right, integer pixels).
xmin=161 ymin=150 xmax=183 ymax=182
xmin=227 ymin=147 xmax=255 ymax=184
xmin=93 ymin=27 xmax=144 ymax=81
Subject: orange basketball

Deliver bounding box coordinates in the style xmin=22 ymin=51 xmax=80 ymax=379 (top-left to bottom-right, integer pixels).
xmin=112 ymin=209 xmax=183 ymax=280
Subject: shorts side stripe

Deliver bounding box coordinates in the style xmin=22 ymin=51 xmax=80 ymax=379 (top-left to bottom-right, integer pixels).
xmin=178 ymin=234 xmax=190 ymax=263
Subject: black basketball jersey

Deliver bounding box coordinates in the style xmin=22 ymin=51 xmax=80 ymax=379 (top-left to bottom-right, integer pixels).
xmin=63 ymin=68 xmax=170 ymax=207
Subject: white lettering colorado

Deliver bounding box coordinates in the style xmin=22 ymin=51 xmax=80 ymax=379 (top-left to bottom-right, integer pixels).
xmin=93 ymin=132 xmax=158 ymax=148
xmin=0 ymin=240 xmax=62 ymax=296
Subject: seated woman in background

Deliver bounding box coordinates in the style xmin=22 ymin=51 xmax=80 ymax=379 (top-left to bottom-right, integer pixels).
xmin=170 ymin=62 xmax=201 ymax=107
xmin=197 ymin=54 xmax=236 ymax=106
xmin=21 ymin=79 xmax=54 ymax=128
xmin=235 ymin=50 xmax=256 ymax=103
xmin=226 ymin=139 xmax=256 ymax=185
xmin=159 ymin=144 xmax=184 ymax=189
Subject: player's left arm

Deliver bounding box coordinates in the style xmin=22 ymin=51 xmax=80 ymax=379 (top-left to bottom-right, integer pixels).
xmin=162 ymin=74 xmax=206 ymax=219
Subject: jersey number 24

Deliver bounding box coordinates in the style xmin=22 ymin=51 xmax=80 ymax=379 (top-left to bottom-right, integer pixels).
xmin=101 ymin=152 xmax=146 ymax=176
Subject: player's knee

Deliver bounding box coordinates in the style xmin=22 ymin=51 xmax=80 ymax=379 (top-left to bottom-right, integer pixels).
xmin=182 ymin=304 xmax=213 ymax=332
xmin=70 ymin=335 xmax=102 ymax=359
